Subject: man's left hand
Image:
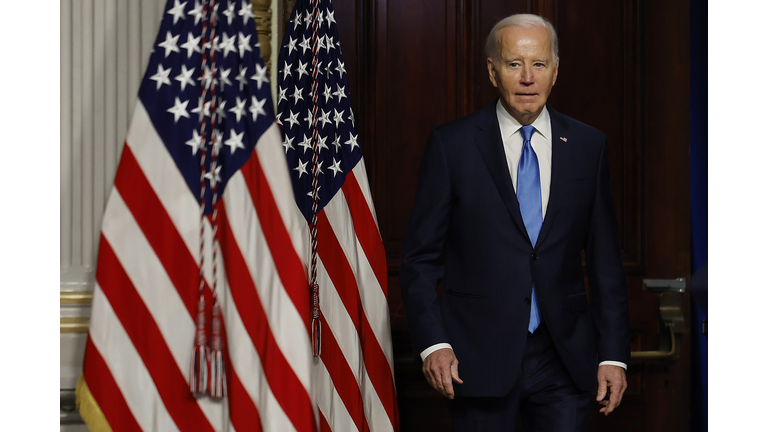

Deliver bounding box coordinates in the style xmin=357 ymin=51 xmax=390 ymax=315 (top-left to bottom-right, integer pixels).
xmin=596 ymin=365 xmax=627 ymax=416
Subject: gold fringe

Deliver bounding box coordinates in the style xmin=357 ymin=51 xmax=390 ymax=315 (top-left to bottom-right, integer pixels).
xmin=76 ymin=375 xmax=114 ymax=432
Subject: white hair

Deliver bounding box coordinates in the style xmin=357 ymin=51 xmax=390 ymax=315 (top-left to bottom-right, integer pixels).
xmin=485 ymin=14 xmax=559 ymax=65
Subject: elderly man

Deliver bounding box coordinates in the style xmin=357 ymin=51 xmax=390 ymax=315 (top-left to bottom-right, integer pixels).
xmin=400 ymin=13 xmax=631 ymax=431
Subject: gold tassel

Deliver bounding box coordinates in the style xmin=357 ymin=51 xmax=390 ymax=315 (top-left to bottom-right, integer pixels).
xmin=75 ymin=375 xmax=114 ymax=432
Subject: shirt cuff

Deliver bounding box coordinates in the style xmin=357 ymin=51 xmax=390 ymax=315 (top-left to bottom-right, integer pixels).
xmin=420 ymin=343 xmax=453 ymax=361
xmin=598 ymin=360 xmax=627 ymax=370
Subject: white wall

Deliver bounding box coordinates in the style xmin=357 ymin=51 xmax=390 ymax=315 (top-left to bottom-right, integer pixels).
xmin=60 ymin=1 xmax=166 ymax=429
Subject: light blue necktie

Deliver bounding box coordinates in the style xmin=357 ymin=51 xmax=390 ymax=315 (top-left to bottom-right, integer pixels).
xmin=517 ymin=125 xmax=542 ymax=333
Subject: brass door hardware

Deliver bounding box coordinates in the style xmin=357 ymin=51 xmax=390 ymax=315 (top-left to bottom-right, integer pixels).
xmin=630 ymin=278 xmax=686 ymax=362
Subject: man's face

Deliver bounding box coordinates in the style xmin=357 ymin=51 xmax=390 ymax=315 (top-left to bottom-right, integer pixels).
xmin=487 ymin=25 xmax=558 ymax=125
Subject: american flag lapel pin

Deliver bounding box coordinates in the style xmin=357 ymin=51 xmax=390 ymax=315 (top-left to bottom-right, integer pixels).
xmin=560 ymin=136 xmax=567 ymax=142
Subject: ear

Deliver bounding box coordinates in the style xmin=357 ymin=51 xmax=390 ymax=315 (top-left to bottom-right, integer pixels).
xmin=551 ymin=62 xmax=559 ymax=87
xmin=487 ymin=58 xmax=498 ymax=88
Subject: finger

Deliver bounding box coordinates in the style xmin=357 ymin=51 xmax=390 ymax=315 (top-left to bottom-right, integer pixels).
xmin=603 ymin=384 xmax=621 ymax=415
xmin=428 ymin=375 xmax=440 ymax=394
xmin=424 ymin=367 xmax=444 ymax=394
xmin=442 ymin=369 xmax=455 ymax=399
xmin=617 ymin=380 xmax=628 ymax=402
xmin=596 ymin=379 xmax=607 ymax=402
xmin=611 ymin=379 xmax=628 ymax=409
xmin=450 ymin=361 xmax=464 ymax=384
xmin=433 ymin=369 xmax=447 ymax=395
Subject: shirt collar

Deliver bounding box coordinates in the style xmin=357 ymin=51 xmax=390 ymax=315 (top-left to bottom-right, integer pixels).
xmin=495 ymin=100 xmax=552 ymax=142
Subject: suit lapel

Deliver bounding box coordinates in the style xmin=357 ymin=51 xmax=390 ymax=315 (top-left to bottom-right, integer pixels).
xmin=472 ymin=102 xmax=528 ymax=241
xmin=537 ymin=106 xmax=572 ymax=248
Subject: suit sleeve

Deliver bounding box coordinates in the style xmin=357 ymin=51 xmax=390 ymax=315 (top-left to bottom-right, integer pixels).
xmin=585 ymin=136 xmax=632 ymax=365
xmin=399 ymin=129 xmax=453 ymax=357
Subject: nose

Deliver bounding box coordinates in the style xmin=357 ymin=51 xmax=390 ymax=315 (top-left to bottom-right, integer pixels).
xmin=520 ymin=64 xmax=534 ymax=84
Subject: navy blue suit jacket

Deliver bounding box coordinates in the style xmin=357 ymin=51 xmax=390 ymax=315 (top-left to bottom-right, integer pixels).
xmin=400 ymin=102 xmax=631 ymax=397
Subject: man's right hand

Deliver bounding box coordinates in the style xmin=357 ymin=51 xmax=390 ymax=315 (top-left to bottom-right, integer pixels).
xmin=423 ymin=348 xmax=463 ymax=399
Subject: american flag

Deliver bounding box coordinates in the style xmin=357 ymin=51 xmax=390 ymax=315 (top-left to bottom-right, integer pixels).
xmin=76 ymin=0 xmax=397 ymax=430
xmin=275 ymin=0 xmax=399 ymax=431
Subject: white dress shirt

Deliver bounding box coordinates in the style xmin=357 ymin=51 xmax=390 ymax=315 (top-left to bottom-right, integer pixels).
xmin=420 ymin=102 xmax=626 ymax=371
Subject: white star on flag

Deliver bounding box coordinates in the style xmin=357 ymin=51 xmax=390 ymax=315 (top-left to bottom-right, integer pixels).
xmin=335 ymin=59 xmax=346 ymax=77
xmin=238 ymin=0 xmax=255 ymax=24
xmin=292 ymin=86 xmax=304 ymax=104
xmin=298 ymin=134 xmax=312 ymax=154
xmin=249 ymin=96 xmax=266 ymax=121
xmin=323 ymin=84 xmax=332 ymax=103
xmin=285 ymin=110 xmax=300 ymax=128
xmin=324 ymin=34 xmax=335 ymax=53
xmin=282 ymin=135 xmax=295 ymax=154
xmin=333 ymin=83 xmax=346 ymax=102
xmin=333 ymin=109 xmax=345 ymax=127
xmin=318 ymin=109 xmax=332 ymax=128
xmin=294 ymin=159 xmax=308 ymax=178
xmin=315 ymin=134 xmax=329 ymax=152
xmin=306 ymin=186 xmax=320 ymax=197
xmin=313 ymin=160 xmax=325 ymax=175
xmin=345 ymin=132 xmax=358 ymax=151
xmin=188 ymin=0 xmax=204 ymax=24
xmin=219 ymin=68 xmax=233 ymax=88
xmin=167 ymin=97 xmax=189 ymax=123
xmin=236 ymin=65 xmax=249 ymax=90
xmin=229 ymin=96 xmax=247 ymax=122
xmin=299 ymin=35 xmax=311 ymax=54
xmin=222 ymin=1 xmax=236 ymax=25
xmin=287 ymin=36 xmax=297 ymax=55
xmin=329 ymin=158 xmax=342 ymax=177
xmin=219 ymin=33 xmax=237 ymax=57
xmin=211 ymin=129 xmax=223 ymax=153
xmin=158 ymin=31 xmax=181 ymax=57
xmin=203 ymin=164 xmax=222 ymax=187
xmin=150 ymin=64 xmax=172 ymax=90
xmin=181 ymin=32 xmax=202 ymax=57
xmin=175 ymin=64 xmax=196 ymax=90
xmin=224 ymin=130 xmax=245 ymax=154
xmin=215 ymin=99 xmax=227 ymax=122
xmin=191 ymin=97 xmax=211 ymax=122
xmin=185 ymin=128 xmax=202 ymax=155
xmin=251 ymin=64 xmax=269 ymax=89
xmin=297 ymin=60 xmax=309 ymax=79
xmin=157 ymin=32 xmax=180 ymax=57
xmin=167 ymin=0 xmax=187 ymax=24
xmin=238 ymin=32 xmax=252 ymax=57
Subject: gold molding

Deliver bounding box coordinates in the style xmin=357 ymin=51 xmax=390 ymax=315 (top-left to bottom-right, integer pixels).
xmin=61 ymin=317 xmax=90 ymax=334
xmin=251 ymin=0 xmax=273 ymax=75
xmin=61 ymin=290 xmax=94 ymax=304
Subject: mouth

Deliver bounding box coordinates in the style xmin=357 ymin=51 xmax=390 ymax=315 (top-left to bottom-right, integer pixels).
xmin=516 ymin=93 xmax=538 ymax=97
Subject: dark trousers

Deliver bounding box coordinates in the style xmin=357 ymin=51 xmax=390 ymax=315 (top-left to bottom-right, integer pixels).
xmin=449 ymin=324 xmax=590 ymax=432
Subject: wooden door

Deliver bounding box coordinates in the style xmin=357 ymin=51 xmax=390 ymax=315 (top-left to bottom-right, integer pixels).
xmin=328 ymin=0 xmax=693 ymax=430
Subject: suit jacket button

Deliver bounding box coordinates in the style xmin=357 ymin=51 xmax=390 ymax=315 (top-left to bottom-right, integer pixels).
xmin=531 ymin=254 xmax=538 ymax=261
xmin=524 ymin=297 xmax=531 ymax=304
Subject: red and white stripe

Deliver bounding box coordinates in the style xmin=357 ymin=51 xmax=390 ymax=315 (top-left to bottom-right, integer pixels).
xmin=81 ymin=98 xmax=398 ymax=431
